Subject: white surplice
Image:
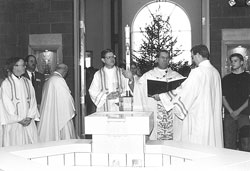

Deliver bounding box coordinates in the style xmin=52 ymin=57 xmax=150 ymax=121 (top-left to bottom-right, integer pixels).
xmin=0 ymin=74 xmax=39 ymax=147
xmin=38 ymin=72 xmax=76 ymax=142
xmin=89 ymin=66 xmax=128 ymax=112
xmin=133 ymin=67 xmax=183 ymax=140
xmin=0 ymin=87 xmax=3 ymax=147
xmin=160 ymin=60 xmax=223 ymax=147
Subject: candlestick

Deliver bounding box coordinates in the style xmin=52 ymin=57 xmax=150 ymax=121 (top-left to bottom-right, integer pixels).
xmin=125 ymin=25 xmax=130 ymax=70
xmin=125 ymin=24 xmax=131 ymax=97
xmin=125 ymin=25 xmax=130 ymax=40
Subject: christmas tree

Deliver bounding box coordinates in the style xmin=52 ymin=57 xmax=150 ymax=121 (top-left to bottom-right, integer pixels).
xmin=133 ymin=6 xmax=191 ymax=76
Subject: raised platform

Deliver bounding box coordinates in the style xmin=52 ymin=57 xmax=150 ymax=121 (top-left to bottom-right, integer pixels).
xmin=1 ymin=111 xmax=250 ymax=170
xmin=0 ymin=139 xmax=250 ymax=171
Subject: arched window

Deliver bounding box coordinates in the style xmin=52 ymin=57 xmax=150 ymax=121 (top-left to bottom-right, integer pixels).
xmin=132 ymin=1 xmax=191 ymax=63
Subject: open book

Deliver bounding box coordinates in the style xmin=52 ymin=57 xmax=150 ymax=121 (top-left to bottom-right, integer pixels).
xmin=147 ymin=77 xmax=186 ymax=97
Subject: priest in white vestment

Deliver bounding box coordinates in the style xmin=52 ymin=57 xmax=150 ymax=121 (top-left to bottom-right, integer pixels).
xmin=89 ymin=49 xmax=131 ymax=112
xmin=157 ymin=45 xmax=223 ymax=147
xmin=0 ymin=57 xmax=39 ymax=147
xmin=0 ymin=87 xmax=3 ymax=147
xmin=133 ymin=50 xmax=184 ymax=140
xmin=38 ymin=64 xmax=76 ymax=142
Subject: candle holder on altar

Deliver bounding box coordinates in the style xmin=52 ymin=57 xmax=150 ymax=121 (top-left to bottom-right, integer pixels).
xmin=124 ymin=24 xmax=132 ymax=97
xmin=118 ymin=24 xmax=133 ymax=111
xmin=119 ymin=95 xmax=133 ymax=111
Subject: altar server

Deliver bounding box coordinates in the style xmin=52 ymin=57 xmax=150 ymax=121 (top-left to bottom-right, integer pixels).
xmin=38 ymin=63 xmax=76 ymax=142
xmin=0 ymin=57 xmax=39 ymax=147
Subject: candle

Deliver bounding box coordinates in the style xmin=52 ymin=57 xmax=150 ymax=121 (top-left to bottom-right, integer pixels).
xmin=125 ymin=24 xmax=130 ymax=70
xmin=125 ymin=24 xmax=131 ymax=95
xmin=125 ymin=25 xmax=130 ymax=40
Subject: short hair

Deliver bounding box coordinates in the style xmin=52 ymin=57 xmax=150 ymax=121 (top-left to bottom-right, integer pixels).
xmin=2 ymin=65 xmax=9 ymax=78
xmin=55 ymin=63 xmax=68 ymax=77
xmin=24 ymin=55 xmax=36 ymax=63
xmin=56 ymin=63 xmax=68 ymax=72
xmin=191 ymin=44 xmax=210 ymax=59
xmin=156 ymin=49 xmax=170 ymax=58
xmin=101 ymin=49 xmax=115 ymax=59
xmin=229 ymin=53 xmax=244 ymax=62
xmin=5 ymin=57 xmax=24 ymax=73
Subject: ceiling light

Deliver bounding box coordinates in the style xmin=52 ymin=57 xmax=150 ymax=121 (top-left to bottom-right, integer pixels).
xmin=228 ymin=0 xmax=236 ymax=6
xmin=229 ymin=0 xmax=250 ymax=7
xmin=246 ymin=0 xmax=250 ymax=6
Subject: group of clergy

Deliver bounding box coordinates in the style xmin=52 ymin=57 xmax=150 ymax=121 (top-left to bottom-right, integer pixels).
xmin=0 ymin=56 xmax=76 ymax=147
xmin=0 ymin=44 xmax=224 ymax=149
xmin=89 ymin=45 xmax=223 ymax=148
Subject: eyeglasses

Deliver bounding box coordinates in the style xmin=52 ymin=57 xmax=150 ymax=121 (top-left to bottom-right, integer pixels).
xmin=105 ymin=55 xmax=116 ymax=60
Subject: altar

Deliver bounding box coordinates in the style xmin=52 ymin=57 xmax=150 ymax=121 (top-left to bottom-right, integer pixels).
xmin=1 ymin=111 xmax=250 ymax=171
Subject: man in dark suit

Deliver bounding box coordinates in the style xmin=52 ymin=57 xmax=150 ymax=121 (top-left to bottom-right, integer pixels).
xmin=23 ymin=55 xmax=45 ymax=109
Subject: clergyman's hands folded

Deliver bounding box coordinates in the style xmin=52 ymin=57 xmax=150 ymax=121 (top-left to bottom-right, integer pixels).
xmin=18 ymin=117 xmax=32 ymax=127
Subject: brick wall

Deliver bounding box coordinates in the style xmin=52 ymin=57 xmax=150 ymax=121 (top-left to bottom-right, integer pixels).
xmin=0 ymin=0 xmax=74 ymax=94
xmin=210 ymin=0 xmax=250 ymax=73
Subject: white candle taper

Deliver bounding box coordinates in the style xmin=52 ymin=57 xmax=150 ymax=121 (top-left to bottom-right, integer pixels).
xmin=125 ymin=25 xmax=130 ymax=70
xmin=125 ymin=25 xmax=131 ymax=96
